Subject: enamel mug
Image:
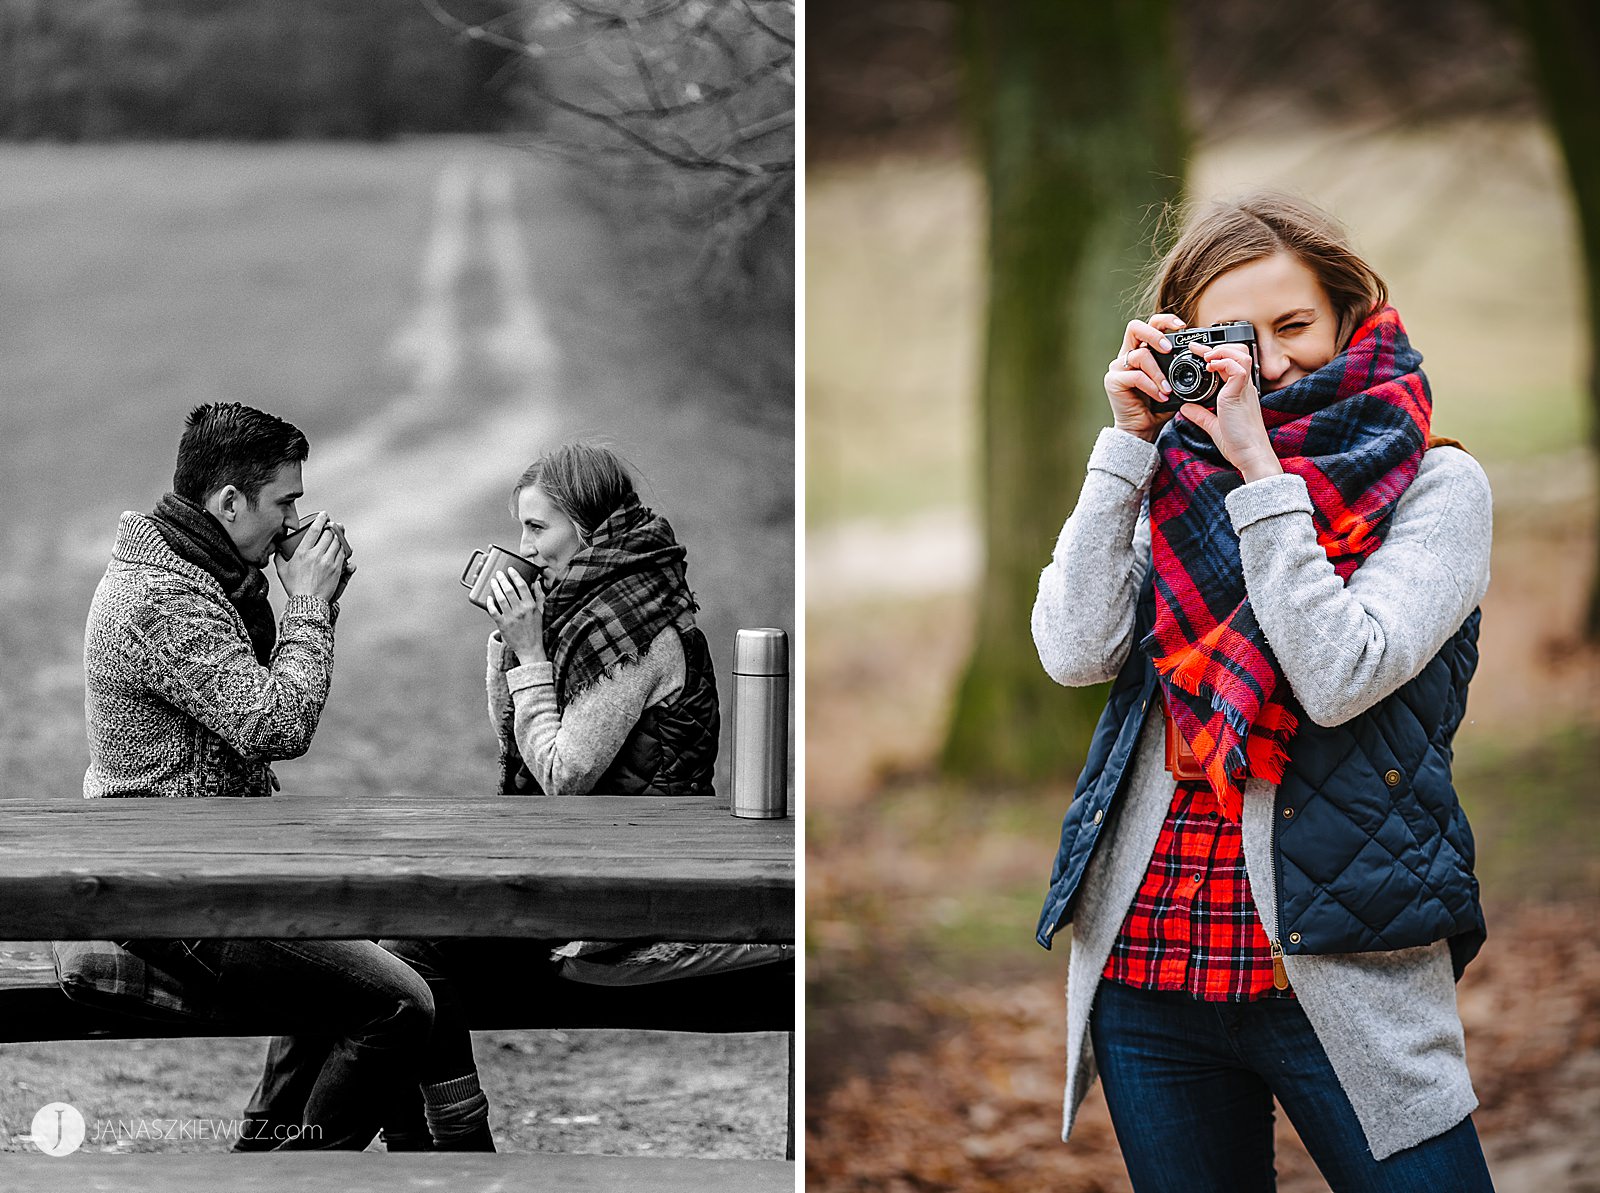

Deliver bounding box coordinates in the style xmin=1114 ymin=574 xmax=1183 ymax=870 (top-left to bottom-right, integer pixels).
xmin=276 ymin=512 xmax=349 ymax=562
xmin=461 ymin=545 xmax=540 ymax=611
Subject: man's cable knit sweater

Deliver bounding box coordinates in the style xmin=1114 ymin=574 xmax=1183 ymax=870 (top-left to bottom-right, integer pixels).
xmin=83 ymin=512 xmax=336 ymax=799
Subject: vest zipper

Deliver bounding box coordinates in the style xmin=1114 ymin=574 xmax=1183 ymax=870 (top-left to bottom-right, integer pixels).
xmin=1266 ymin=790 xmax=1289 ymax=991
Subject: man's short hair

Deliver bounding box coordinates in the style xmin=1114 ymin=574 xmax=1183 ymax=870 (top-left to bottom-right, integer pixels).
xmin=173 ymin=403 xmax=310 ymax=504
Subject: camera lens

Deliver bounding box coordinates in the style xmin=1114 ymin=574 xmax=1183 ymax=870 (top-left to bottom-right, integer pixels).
xmin=1167 ymin=353 xmax=1212 ymax=400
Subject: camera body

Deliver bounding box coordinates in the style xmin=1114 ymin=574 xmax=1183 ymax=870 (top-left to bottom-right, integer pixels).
xmin=1147 ymin=320 xmax=1260 ymax=413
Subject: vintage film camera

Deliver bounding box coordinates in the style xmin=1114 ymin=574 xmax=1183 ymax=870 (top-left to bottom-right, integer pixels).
xmin=1146 ymin=320 xmax=1261 ymax=413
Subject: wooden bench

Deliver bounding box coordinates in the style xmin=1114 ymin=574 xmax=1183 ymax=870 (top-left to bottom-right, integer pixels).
xmin=0 ymin=947 xmax=793 ymax=1040
xmin=0 ymin=792 xmax=795 ymax=1178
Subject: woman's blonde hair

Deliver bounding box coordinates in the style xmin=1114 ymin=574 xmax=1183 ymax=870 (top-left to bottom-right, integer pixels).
xmin=510 ymin=442 xmax=637 ymax=539
xmin=1143 ymin=192 xmax=1388 ymax=348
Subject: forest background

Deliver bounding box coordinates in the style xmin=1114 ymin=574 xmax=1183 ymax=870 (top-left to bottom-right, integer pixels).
xmin=806 ymin=3 xmax=1600 ymax=1190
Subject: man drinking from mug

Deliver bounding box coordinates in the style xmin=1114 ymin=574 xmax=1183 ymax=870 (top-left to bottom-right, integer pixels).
xmin=69 ymin=402 xmax=435 ymax=1150
xmin=84 ymin=401 xmax=351 ymax=798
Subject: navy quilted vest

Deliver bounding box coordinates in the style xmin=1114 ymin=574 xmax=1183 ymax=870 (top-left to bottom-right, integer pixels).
xmin=1034 ymin=577 xmax=1486 ymax=978
xmin=593 ymin=625 xmax=720 ymax=797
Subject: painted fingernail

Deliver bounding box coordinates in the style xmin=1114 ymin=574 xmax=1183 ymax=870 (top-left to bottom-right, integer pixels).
xmin=1159 ymin=338 xmax=1172 ymax=352
xmin=1161 ymin=381 xmax=1172 ymax=393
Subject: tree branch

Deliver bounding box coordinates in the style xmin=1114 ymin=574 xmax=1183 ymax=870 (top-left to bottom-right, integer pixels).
xmin=610 ymin=52 xmax=792 ymax=118
xmin=421 ymin=0 xmax=784 ymax=176
xmin=559 ymin=0 xmax=690 ymax=27
xmin=737 ymin=0 xmax=795 ymax=47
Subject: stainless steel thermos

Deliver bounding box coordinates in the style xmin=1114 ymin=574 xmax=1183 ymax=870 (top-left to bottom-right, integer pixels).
xmin=731 ymin=627 xmax=789 ymax=818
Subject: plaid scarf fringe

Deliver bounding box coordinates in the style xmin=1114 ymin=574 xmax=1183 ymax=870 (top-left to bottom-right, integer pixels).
xmin=1146 ymin=306 xmax=1430 ymax=822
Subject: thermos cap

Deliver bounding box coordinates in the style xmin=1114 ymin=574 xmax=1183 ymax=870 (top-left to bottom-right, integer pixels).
xmin=733 ymin=627 xmax=789 ymax=676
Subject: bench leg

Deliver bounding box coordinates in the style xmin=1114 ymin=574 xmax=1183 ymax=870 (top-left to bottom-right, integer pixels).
xmin=786 ymin=1028 xmax=795 ymax=1161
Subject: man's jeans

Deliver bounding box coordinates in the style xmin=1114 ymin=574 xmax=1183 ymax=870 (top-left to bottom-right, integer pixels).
xmin=129 ymin=939 xmax=434 ymax=1151
xmin=1089 ymin=979 xmax=1495 ymax=1192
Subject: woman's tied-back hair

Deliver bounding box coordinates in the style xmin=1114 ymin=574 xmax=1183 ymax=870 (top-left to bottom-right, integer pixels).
xmin=511 ymin=442 xmax=638 ymax=540
xmin=173 ymin=402 xmax=309 ymax=504
xmin=1144 ymin=192 xmax=1389 ymax=349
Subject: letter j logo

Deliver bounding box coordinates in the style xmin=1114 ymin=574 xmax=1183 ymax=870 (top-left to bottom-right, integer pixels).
xmin=30 ymin=1102 xmax=86 ymax=1156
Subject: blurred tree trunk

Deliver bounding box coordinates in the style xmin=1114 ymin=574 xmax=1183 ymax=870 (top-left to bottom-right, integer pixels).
xmin=942 ymin=2 xmax=1187 ymax=782
xmin=1506 ymin=0 xmax=1600 ymax=639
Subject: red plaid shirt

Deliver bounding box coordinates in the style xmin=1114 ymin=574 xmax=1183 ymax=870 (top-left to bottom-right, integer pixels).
xmin=1104 ymin=780 xmax=1294 ymax=1001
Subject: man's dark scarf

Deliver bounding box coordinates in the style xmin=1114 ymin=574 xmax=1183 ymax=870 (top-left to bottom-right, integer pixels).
xmin=1145 ymin=306 xmax=1431 ymax=822
xmin=148 ymin=492 xmax=277 ymax=665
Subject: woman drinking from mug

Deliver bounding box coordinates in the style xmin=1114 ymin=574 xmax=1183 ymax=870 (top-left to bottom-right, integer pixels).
xmin=481 ymin=441 xmax=719 ymax=799
xmin=1032 ymin=193 xmax=1495 ymax=1190
xmin=379 ymin=442 xmax=783 ymax=1151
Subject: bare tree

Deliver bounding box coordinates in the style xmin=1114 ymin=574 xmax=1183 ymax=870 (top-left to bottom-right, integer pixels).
xmin=422 ymin=0 xmax=793 ymax=296
xmin=941 ymin=0 xmax=1187 ymax=782
xmin=1500 ymin=0 xmax=1600 ymax=639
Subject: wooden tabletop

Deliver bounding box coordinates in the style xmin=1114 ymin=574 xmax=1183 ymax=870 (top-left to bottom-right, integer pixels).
xmin=0 ymin=792 xmax=793 ymax=942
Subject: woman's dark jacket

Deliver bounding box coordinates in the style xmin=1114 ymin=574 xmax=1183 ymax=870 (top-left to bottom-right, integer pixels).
xmin=594 ymin=625 xmax=720 ymax=796
xmin=1035 ymin=576 xmax=1486 ymax=978
xmin=498 ymin=625 xmax=720 ymax=798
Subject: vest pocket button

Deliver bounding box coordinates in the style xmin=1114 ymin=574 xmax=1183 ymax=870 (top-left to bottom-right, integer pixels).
xmin=1092 ymin=808 xmax=1104 ymax=825
xmin=1289 ymin=932 xmax=1301 ymax=944
xmin=1384 ymin=769 xmax=1402 ymax=787
xmin=1282 ymin=807 xmax=1294 ymax=819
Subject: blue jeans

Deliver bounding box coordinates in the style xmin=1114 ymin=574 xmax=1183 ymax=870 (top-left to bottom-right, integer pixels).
xmin=1089 ymin=979 xmax=1495 ymax=1193
xmin=133 ymin=939 xmax=435 ymax=1151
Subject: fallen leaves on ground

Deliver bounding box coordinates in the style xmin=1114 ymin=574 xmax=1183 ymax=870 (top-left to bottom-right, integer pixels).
xmin=807 ymin=901 xmax=1600 ymax=1193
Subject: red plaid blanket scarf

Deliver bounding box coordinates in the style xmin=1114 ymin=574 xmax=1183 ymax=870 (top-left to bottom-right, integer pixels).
xmin=1145 ymin=306 xmax=1431 ymax=822
xmin=539 ymin=492 xmax=699 ymax=709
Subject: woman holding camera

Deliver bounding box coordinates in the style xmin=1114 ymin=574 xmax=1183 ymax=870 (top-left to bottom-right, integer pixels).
xmin=1032 ymin=193 xmax=1495 ymax=1190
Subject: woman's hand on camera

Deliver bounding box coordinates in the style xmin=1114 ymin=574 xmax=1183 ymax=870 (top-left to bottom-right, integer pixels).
xmin=1106 ymin=314 xmax=1185 ymax=441
xmin=486 ymin=568 xmax=548 ymax=665
xmin=1177 ymin=344 xmax=1284 ymax=482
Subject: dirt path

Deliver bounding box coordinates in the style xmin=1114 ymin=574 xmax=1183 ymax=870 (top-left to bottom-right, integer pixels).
xmin=305 ymin=149 xmax=791 ymax=646
xmin=262 ymin=147 xmax=793 ymax=798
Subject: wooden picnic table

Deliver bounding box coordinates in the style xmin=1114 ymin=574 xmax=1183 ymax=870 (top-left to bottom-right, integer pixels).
xmin=0 ymin=791 xmax=793 ymax=942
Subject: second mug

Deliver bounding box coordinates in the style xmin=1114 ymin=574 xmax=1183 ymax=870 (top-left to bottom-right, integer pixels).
xmin=277 ymin=512 xmax=349 ymax=562
xmin=461 ymin=545 xmax=540 ymax=611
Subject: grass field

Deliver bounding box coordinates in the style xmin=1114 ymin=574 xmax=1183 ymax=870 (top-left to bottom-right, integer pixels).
xmin=0 ymin=137 xmax=793 ymax=1155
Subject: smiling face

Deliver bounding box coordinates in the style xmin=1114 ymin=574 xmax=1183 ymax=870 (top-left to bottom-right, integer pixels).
xmin=211 ymin=462 xmax=303 ymax=567
xmin=516 ymin=484 xmax=585 ymax=582
xmin=1191 ymin=250 xmax=1340 ymax=392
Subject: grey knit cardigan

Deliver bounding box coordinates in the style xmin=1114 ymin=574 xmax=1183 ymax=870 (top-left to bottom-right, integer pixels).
xmin=1032 ymin=428 xmax=1493 ymax=1161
